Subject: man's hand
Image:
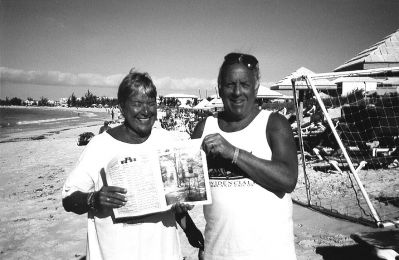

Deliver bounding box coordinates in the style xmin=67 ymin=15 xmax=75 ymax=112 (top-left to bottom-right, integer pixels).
xmin=202 ymin=133 xmax=235 ymax=161
xmin=198 ymin=248 xmax=204 ymax=260
xmin=94 ymin=186 xmax=127 ymax=209
xmin=172 ymin=202 xmax=194 ymax=214
xmin=187 ymin=227 xmax=204 ymax=253
xmin=174 ymin=207 xmax=204 ymax=251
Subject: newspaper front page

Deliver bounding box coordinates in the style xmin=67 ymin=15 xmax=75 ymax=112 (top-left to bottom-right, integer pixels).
xmin=105 ymin=139 xmax=211 ymax=219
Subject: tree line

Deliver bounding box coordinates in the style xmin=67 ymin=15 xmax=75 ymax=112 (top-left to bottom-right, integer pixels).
xmin=0 ymin=90 xmax=118 ymax=108
xmin=0 ymin=96 xmax=51 ymax=106
xmin=66 ymin=90 xmax=118 ymax=107
xmin=0 ymin=90 xmax=204 ymax=108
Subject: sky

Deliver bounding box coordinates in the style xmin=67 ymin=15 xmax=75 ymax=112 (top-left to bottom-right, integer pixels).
xmin=1 ymin=0 xmax=398 ymax=100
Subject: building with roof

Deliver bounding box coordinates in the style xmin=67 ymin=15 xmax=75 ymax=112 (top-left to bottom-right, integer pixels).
xmin=271 ymin=30 xmax=399 ymax=96
xmin=334 ymin=29 xmax=399 ymax=72
xmin=332 ymin=77 xmax=381 ymax=96
xmin=334 ymin=29 xmax=399 ymax=95
xmin=270 ymin=67 xmax=337 ymax=96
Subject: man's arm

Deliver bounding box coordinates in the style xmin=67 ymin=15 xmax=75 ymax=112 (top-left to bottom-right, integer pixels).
xmin=201 ymin=112 xmax=297 ymax=197
xmin=234 ymin=112 xmax=298 ymax=195
xmin=174 ymin=121 xmax=206 ymax=253
xmin=175 ymin=211 xmax=204 ymax=250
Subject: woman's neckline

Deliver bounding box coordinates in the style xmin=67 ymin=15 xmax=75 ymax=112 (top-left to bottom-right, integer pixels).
xmin=105 ymin=125 xmax=152 ymax=145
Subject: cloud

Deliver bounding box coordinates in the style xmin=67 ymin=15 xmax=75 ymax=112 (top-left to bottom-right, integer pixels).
xmin=0 ymin=67 xmax=216 ymax=95
xmin=155 ymin=77 xmax=216 ymax=94
xmin=0 ymin=67 xmax=124 ymax=87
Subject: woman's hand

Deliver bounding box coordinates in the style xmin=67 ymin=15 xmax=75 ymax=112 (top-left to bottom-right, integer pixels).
xmin=94 ymin=186 xmax=127 ymax=210
xmin=202 ymin=133 xmax=235 ymax=160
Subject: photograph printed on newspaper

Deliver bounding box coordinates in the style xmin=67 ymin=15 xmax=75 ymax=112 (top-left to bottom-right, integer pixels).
xmin=104 ymin=139 xmax=211 ymax=219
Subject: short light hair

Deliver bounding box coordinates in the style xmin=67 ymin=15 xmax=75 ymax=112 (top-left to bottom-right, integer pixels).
xmin=117 ymin=69 xmax=157 ymax=106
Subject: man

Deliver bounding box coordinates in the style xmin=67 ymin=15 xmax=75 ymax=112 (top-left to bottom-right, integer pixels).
xmin=191 ymin=52 xmax=298 ymax=259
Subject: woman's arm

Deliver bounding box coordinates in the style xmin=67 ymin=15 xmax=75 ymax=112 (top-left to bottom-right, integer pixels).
xmin=62 ymin=190 xmax=91 ymax=215
xmin=63 ymin=186 xmax=127 ymax=215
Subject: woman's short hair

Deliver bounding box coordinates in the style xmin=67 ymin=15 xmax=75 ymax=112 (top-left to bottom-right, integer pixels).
xmin=117 ymin=69 xmax=157 ymax=106
xmin=217 ymin=52 xmax=260 ymax=88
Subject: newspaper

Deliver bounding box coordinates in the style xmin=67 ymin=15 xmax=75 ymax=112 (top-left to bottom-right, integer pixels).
xmin=105 ymin=139 xmax=211 ymax=219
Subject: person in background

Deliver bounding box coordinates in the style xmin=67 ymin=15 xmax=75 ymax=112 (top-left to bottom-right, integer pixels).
xmin=62 ymin=70 xmax=203 ymax=260
xmin=191 ymin=52 xmax=298 ymax=259
xmin=304 ymin=100 xmax=316 ymax=117
xmin=98 ymin=121 xmax=111 ymax=134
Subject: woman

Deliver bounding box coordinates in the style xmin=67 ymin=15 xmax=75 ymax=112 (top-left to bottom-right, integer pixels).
xmin=62 ymin=70 xmax=203 ymax=259
xmin=191 ymin=53 xmax=298 ymax=259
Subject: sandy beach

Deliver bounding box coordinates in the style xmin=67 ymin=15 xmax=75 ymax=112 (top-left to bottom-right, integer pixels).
xmin=0 ymin=120 xmax=385 ymax=260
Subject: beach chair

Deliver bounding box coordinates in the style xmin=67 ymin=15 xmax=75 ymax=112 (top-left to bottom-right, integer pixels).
xmin=77 ymin=132 xmax=94 ymax=146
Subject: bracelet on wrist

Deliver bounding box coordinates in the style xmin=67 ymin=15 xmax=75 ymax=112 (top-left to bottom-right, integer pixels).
xmin=87 ymin=192 xmax=96 ymax=210
xmin=232 ymin=147 xmax=240 ymax=164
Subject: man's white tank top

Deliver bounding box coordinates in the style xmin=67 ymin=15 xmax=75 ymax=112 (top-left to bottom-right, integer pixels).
xmin=201 ymin=110 xmax=296 ymax=260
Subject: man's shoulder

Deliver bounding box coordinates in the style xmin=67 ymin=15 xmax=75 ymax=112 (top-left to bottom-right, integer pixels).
xmin=196 ymin=118 xmax=208 ymax=129
xmin=191 ymin=117 xmax=209 ymax=139
xmin=267 ymin=112 xmax=291 ymax=132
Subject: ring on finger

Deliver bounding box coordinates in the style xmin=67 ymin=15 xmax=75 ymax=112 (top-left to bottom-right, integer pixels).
xmin=106 ymin=197 xmax=110 ymax=202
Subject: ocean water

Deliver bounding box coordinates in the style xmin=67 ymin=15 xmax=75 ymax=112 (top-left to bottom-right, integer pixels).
xmin=0 ymin=106 xmax=109 ymax=139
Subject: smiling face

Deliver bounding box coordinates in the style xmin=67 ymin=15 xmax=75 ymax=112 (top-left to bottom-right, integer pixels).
xmin=121 ymin=87 xmax=157 ymax=138
xmin=219 ymin=63 xmax=259 ymax=120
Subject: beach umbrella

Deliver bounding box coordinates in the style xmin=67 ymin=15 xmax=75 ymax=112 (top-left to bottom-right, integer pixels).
xmin=205 ymin=98 xmax=224 ymax=108
xmin=257 ymin=85 xmax=284 ymax=99
xmin=178 ymin=103 xmax=192 ymax=109
xmin=193 ymin=99 xmax=211 ymax=110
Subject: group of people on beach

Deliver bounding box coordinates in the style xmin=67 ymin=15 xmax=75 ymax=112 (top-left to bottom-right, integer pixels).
xmin=158 ymin=109 xmax=211 ymax=135
xmin=62 ymin=52 xmax=298 ymax=259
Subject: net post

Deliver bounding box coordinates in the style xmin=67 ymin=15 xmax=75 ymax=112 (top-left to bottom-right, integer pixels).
xmin=291 ymin=78 xmax=311 ymax=206
xmin=304 ymin=75 xmax=382 ymax=226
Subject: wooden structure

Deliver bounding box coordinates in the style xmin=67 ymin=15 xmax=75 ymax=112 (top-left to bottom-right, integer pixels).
xmin=335 ymin=29 xmax=399 ymax=72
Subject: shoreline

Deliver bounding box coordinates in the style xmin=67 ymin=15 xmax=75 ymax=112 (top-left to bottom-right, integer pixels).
xmin=0 ymin=105 xmax=111 ymax=112
xmin=0 ymin=121 xmax=103 ymax=143
xmin=0 ymin=106 xmax=111 ymax=143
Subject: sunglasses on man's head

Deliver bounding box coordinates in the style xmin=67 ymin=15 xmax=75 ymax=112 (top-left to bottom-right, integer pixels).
xmin=224 ymin=53 xmax=259 ymax=70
